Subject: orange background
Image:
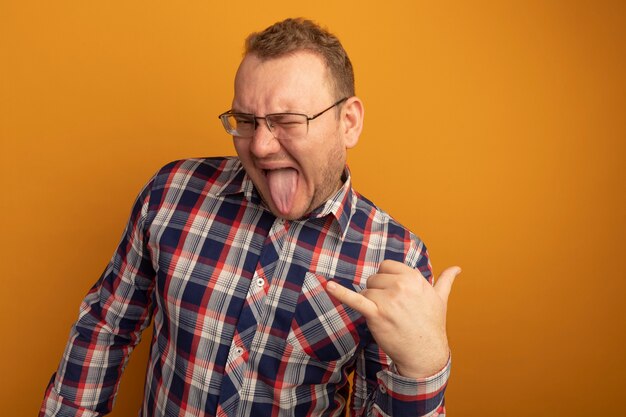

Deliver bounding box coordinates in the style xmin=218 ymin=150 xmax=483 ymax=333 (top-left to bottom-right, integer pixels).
xmin=1 ymin=1 xmax=625 ymax=416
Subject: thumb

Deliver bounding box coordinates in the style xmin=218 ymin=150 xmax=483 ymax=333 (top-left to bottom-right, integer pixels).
xmin=433 ymin=266 xmax=462 ymax=304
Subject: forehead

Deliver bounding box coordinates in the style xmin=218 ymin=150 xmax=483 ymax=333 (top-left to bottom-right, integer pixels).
xmin=233 ymin=51 xmax=334 ymax=111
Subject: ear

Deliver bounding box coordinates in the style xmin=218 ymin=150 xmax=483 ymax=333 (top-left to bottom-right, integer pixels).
xmin=340 ymin=96 xmax=364 ymax=149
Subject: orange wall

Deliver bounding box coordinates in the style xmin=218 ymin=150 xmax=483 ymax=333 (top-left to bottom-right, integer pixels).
xmin=2 ymin=1 xmax=625 ymax=415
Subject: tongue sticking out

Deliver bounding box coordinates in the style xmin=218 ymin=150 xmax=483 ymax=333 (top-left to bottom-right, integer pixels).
xmin=266 ymin=168 xmax=298 ymax=215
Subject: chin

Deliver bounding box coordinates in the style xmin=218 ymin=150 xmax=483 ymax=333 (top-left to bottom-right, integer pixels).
xmin=271 ymin=206 xmax=306 ymax=221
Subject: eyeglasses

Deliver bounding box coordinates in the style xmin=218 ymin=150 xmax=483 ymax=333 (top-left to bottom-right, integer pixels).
xmin=218 ymin=97 xmax=348 ymax=141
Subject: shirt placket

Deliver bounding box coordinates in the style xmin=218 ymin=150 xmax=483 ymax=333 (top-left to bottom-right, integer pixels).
xmin=216 ymin=217 xmax=289 ymax=416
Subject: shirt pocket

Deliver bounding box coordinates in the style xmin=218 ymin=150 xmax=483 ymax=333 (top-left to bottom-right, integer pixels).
xmin=286 ymin=272 xmax=366 ymax=362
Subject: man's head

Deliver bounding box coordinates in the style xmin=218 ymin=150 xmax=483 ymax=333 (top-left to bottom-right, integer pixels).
xmin=244 ymin=17 xmax=355 ymax=100
xmin=226 ymin=18 xmax=364 ymax=220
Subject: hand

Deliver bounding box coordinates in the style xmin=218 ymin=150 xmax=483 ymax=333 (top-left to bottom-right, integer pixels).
xmin=326 ymin=260 xmax=460 ymax=378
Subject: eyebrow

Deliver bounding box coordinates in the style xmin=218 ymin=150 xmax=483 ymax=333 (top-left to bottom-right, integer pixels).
xmin=229 ymin=109 xmax=308 ymax=116
xmin=230 ymin=101 xmax=307 ymax=115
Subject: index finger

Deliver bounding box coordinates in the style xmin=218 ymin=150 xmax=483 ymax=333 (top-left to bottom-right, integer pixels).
xmin=325 ymin=281 xmax=378 ymax=318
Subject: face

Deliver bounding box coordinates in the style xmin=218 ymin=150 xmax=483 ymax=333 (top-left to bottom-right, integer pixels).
xmin=232 ymin=51 xmax=362 ymax=220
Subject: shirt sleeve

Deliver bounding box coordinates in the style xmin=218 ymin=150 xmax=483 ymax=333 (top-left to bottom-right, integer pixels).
xmin=39 ymin=177 xmax=157 ymax=417
xmin=351 ymin=238 xmax=451 ymax=417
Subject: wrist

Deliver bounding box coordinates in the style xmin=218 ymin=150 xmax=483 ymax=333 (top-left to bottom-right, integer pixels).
xmin=394 ymin=347 xmax=450 ymax=379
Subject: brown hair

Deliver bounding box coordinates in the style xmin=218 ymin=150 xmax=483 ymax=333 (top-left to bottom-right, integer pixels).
xmin=244 ymin=18 xmax=355 ymax=99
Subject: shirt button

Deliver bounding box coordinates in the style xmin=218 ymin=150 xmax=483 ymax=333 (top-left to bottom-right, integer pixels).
xmin=234 ymin=347 xmax=244 ymax=356
xmin=379 ymin=385 xmax=387 ymax=394
xmin=256 ymin=278 xmax=265 ymax=287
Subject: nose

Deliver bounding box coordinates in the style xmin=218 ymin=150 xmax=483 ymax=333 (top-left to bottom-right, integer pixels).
xmin=249 ymin=118 xmax=281 ymax=158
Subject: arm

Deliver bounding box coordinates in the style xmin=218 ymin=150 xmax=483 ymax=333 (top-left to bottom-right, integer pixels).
xmin=40 ymin=179 xmax=156 ymax=417
xmin=329 ymin=243 xmax=460 ymax=416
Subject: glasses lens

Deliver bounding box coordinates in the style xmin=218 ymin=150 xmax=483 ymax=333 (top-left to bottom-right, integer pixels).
xmin=221 ymin=114 xmax=255 ymax=137
xmin=267 ymin=114 xmax=308 ymax=140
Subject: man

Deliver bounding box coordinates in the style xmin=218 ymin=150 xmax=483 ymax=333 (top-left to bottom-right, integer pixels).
xmin=41 ymin=18 xmax=460 ymax=416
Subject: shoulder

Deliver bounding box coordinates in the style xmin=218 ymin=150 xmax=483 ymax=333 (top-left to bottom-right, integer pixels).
xmin=351 ymin=191 xmax=415 ymax=241
xmin=350 ymin=190 xmax=430 ymax=272
xmin=149 ymin=157 xmax=243 ymax=190
xmin=154 ymin=157 xmax=241 ymax=182
xmin=139 ymin=157 xmax=244 ymax=207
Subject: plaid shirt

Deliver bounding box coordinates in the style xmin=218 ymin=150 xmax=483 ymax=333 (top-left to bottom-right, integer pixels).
xmin=41 ymin=157 xmax=449 ymax=417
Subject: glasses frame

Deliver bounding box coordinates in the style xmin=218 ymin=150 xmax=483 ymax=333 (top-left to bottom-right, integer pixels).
xmin=218 ymin=97 xmax=349 ymax=140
